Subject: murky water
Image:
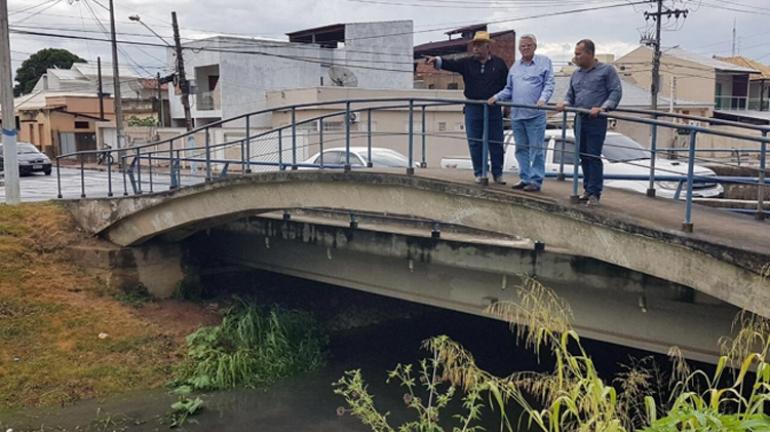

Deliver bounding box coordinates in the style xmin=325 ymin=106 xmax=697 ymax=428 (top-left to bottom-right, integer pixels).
xmin=1 ymin=273 xmax=674 ymax=431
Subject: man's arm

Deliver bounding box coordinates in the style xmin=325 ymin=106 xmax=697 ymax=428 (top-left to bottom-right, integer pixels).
xmin=539 ymin=57 xmax=555 ymax=104
xmin=492 ymin=69 xmax=514 ymax=103
xmin=601 ymin=66 xmax=623 ymax=110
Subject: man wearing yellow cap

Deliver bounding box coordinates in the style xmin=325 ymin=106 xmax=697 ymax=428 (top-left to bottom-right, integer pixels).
xmin=426 ymin=31 xmax=509 ymax=184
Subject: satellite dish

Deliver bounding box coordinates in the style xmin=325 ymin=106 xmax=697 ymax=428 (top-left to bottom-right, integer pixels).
xmin=328 ymin=66 xmax=358 ymax=87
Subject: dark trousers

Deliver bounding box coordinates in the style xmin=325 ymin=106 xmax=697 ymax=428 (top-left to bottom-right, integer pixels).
xmin=576 ymin=115 xmax=608 ymax=197
xmin=464 ymin=104 xmax=504 ymax=178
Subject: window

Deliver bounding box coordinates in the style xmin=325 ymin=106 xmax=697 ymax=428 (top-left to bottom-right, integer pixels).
xmin=74 ymin=121 xmax=90 ymax=129
xmin=551 ymin=138 xmax=576 ymax=165
xmin=438 ymin=122 xmax=447 ymax=132
xmin=603 ymin=135 xmax=650 ymax=162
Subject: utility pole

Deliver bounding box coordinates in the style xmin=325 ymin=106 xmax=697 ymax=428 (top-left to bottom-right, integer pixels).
xmin=108 ymin=0 xmax=125 ymax=155
xmin=172 ymin=11 xmax=192 ymax=131
xmin=643 ymin=0 xmax=688 ymax=112
xmin=731 ymin=19 xmax=736 ymax=56
xmin=156 ymin=72 xmax=163 ymax=127
xmin=0 ymin=0 xmax=20 ymax=204
xmin=97 ymin=56 xmax=105 ymax=120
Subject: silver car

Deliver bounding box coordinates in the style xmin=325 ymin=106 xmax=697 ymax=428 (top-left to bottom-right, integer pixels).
xmin=0 ymin=142 xmax=52 ymax=176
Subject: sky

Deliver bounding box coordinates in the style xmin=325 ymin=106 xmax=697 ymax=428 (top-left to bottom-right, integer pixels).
xmin=6 ymin=0 xmax=770 ymax=80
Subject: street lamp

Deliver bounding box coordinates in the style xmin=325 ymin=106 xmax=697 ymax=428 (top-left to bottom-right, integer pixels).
xmin=128 ymin=15 xmax=172 ymax=47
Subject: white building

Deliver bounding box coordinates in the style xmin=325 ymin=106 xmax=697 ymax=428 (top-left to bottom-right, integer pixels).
xmin=166 ymin=20 xmax=414 ymax=128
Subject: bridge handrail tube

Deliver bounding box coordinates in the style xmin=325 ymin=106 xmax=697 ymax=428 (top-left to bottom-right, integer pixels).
xmin=758 ymin=131 xmax=767 ymax=221
xmin=367 ymin=108 xmax=372 ymax=168
xmin=121 ymin=155 xmax=128 ymax=196
xmin=683 ymin=130 xmax=698 ymax=232
xmin=79 ymin=156 xmax=85 ymax=198
xmin=319 ymin=116 xmax=324 ymax=168
xmin=245 ymin=115 xmax=252 ymax=174
xmin=345 ymin=101 xmax=351 ymax=172
xmin=176 ymin=150 xmax=182 ymax=187
xmin=148 ymin=153 xmax=153 ymax=193
xmin=613 ymin=106 xmax=770 ymax=133
xmin=54 ymin=98 xmax=769 ymax=162
xmin=421 ymin=105 xmax=427 ymax=168
xmin=558 ymin=111 xmax=567 ymax=181
xmin=407 ymin=99 xmax=414 ymax=175
xmin=648 ymin=114 xmax=658 ymax=198
xmin=205 ymin=128 xmax=212 ymax=181
xmin=135 ymin=147 xmax=142 ymax=194
xmin=169 ymin=139 xmax=175 ymax=190
xmin=240 ymin=139 xmax=245 ymax=174
xmin=291 ymin=107 xmax=297 ymax=170
xmin=278 ymin=129 xmax=284 ymax=170
xmin=481 ymin=104 xmax=489 ymax=182
xmin=106 ymin=149 xmax=113 ymax=197
xmin=56 ymin=157 xmax=62 ymax=198
xmin=571 ymin=114 xmax=581 ymax=200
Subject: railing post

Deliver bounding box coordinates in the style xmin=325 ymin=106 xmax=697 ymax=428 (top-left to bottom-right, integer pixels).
xmin=278 ymin=129 xmax=284 ymax=170
xmin=245 ymin=115 xmax=252 ymax=173
xmin=407 ymin=99 xmax=415 ymax=175
xmin=319 ymin=120 xmax=324 ymax=168
xmin=240 ymin=139 xmax=245 ymax=174
xmin=135 ymin=147 xmax=143 ymax=194
xmin=56 ymin=157 xmax=62 ymax=199
xmin=366 ymin=108 xmax=373 ymax=168
xmin=148 ymin=151 xmax=153 ymax=193
xmin=291 ymin=107 xmax=297 ymax=170
xmin=480 ymin=103 xmax=489 ymax=185
xmin=757 ymin=130 xmax=767 ymax=221
xmin=558 ymin=110 xmax=567 ymax=181
xmin=647 ymin=114 xmax=658 ymax=197
xmin=420 ymin=104 xmax=427 ymax=168
xmin=205 ymin=128 xmax=212 ymax=181
xmin=122 ymin=155 xmax=128 ymax=196
xmin=79 ymin=156 xmax=85 ymax=198
xmin=345 ymin=101 xmax=352 ymax=173
xmin=176 ymin=149 xmax=182 ymax=187
xmin=106 ymin=149 xmax=113 ymax=197
xmin=682 ymin=130 xmax=697 ymax=233
xmin=169 ymin=139 xmax=176 ymax=190
xmin=570 ymin=113 xmax=581 ymax=202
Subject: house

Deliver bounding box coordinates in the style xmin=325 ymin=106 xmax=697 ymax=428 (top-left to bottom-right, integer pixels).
xmin=615 ymin=46 xmax=759 ymax=115
xmin=714 ymin=56 xmax=770 ymax=112
xmin=166 ymin=20 xmax=414 ymax=129
xmin=413 ymin=24 xmax=516 ymax=90
xmin=5 ymin=62 xmax=168 ymax=156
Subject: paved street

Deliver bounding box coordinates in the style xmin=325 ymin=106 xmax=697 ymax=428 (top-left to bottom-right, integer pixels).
xmin=0 ymin=167 xmax=204 ymax=202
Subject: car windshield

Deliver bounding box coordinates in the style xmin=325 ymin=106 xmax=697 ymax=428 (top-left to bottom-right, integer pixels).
xmin=363 ymin=150 xmax=409 ymax=167
xmin=0 ymin=143 xmax=40 ymax=154
xmin=603 ymin=135 xmax=650 ymax=162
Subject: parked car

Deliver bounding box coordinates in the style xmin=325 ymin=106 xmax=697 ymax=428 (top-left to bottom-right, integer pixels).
xmin=440 ymin=130 xmax=723 ymax=199
xmin=0 ymin=142 xmax=52 ymax=176
xmin=302 ymin=147 xmax=412 ymax=168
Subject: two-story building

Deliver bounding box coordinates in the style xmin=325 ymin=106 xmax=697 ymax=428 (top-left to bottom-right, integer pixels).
xmin=165 ymin=20 xmax=414 ymax=130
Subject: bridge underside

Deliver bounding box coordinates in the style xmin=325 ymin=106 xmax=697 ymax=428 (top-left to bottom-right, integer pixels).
xmin=191 ymin=213 xmax=737 ymax=363
xmin=67 ymin=170 xmax=770 ymax=319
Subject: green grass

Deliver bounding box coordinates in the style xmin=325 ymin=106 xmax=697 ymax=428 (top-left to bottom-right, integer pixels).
xmin=173 ymin=297 xmax=328 ymax=391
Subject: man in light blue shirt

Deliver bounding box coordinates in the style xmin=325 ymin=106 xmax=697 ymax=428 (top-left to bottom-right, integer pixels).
xmin=488 ymin=34 xmax=555 ymax=192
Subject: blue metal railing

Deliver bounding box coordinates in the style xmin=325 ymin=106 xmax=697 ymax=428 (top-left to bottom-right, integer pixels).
xmin=55 ymin=97 xmax=770 ymax=232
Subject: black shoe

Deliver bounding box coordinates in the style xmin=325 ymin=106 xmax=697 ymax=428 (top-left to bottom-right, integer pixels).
xmin=511 ymin=181 xmax=527 ymax=190
xmin=523 ymin=184 xmax=541 ymax=192
xmin=577 ymin=193 xmax=590 ymax=202
xmin=493 ymin=175 xmax=506 ymax=185
xmin=586 ymin=195 xmax=601 ymax=207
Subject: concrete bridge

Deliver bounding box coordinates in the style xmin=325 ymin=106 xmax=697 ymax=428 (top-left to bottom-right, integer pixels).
xmin=65 ymin=168 xmax=770 ymax=361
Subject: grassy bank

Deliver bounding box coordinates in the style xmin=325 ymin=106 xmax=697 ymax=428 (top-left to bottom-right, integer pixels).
xmin=0 ymin=203 xmax=212 ymax=409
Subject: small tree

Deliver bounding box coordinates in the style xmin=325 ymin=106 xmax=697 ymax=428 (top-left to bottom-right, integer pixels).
xmin=14 ymin=48 xmax=86 ymax=96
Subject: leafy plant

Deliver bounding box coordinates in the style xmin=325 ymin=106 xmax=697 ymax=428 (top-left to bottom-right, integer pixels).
xmin=334 ymin=277 xmax=770 ymax=432
xmin=174 ymin=297 xmax=327 ymax=390
xmin=169 ymin=385 xmax=203 ymax=428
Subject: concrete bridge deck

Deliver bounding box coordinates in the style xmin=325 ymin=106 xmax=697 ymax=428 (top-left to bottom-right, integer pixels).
xmin=66 ymin=168 xmax=770 ymax=319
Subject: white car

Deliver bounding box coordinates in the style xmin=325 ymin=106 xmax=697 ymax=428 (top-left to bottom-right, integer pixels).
xmin=302 ymin=147 xmax=412 ymax=168
xmin=440 ymin=130 xmax=723 ymax=199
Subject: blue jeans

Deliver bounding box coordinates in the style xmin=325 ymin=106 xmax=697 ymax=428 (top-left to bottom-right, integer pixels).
xmin=510 ymin=114 xmax=547 ymax=187
xmin=576 ymin=115 xmax=608 ymax=197
xmin=464 ymin=104 xmax=504 ymax=178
